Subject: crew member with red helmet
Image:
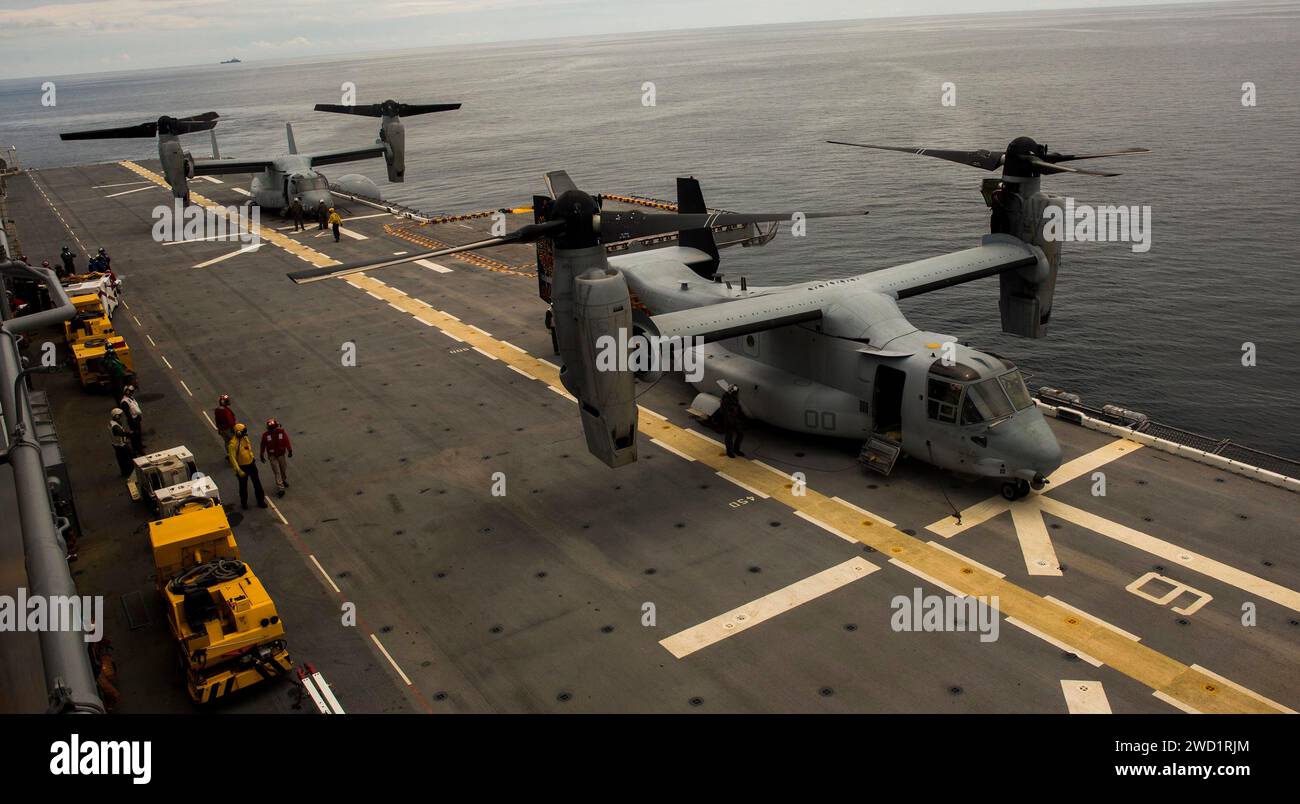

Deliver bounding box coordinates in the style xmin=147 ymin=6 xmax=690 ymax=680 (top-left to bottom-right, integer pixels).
xmin=214 ymin=394 xmax=237 ymax=441
xmin=260 ymin=418 xmax=293 ymax=497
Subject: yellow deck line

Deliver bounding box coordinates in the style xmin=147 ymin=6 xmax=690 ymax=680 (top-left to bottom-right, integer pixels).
xmin=120 ymin=160 xmax=1291 ymax=714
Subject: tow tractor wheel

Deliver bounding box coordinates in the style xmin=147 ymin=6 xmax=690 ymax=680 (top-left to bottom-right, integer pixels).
xmin=1000 ymin=479 xmax=1031 ymax=500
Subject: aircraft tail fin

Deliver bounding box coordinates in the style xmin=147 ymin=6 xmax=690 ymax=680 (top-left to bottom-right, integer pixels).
xmin=676 ymin=177 xmax=720 ymax=279
xmin=286 ymin=123 xmax=298 ymax=155
xmin=210 ymin=127 xmax=220 ymax=159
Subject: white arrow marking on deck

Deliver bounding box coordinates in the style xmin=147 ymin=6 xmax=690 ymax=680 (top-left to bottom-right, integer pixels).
xmin=193 ymin=243 xmax=262 ymax=268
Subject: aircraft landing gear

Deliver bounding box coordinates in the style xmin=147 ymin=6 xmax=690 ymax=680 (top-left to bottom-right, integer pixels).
xmin=1000 ymin=478 xmax=1031 ymax=501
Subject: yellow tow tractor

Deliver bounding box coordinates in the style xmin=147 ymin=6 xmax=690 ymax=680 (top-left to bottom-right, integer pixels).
xmin=71 ymin=334 xmax=134 ymax=390
xmin=148 ymin=496 xmax=292 ymax=703
xmin=63 ymin=291 xmax=114 ymax=345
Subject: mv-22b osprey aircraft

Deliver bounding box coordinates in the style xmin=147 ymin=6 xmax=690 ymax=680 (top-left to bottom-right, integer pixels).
xmin=60 ymin=99 xmax=460 ymax=213
xmin=288 ymin=136 xmax=1146 ymax=501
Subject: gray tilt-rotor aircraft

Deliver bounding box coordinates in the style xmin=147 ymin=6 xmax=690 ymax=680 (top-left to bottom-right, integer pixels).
xmin=61 ymin=100 xmax=460 ymax=213
xmin=287 ymin=137 xmax=1146 ymax=500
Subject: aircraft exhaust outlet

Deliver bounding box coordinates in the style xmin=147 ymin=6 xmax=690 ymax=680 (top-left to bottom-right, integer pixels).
xmin=574 ymin=268 xmax=638 ymax=468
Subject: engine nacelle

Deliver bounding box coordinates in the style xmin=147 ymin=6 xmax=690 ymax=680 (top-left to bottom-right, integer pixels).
xmin=158 ymin=137 xmax=190 ymax=200
xmin=990 ymin=177 xmax=1063 ymax=338
xmin=380 ymin=116 xmax=405 ymax=183
xmin=573 ymin=267 xmax=638 ymax=468
xmin=331 ymin=174 xmax=384 ymax=201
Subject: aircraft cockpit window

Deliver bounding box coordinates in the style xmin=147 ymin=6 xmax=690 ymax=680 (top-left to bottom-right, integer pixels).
xmin=927 ymin=378 xmax=962 ymax=423
xmin=999 ymin=370 xmax=1034 ymax=411
xmin=962 ymin=378 xmax=1015 ymax=424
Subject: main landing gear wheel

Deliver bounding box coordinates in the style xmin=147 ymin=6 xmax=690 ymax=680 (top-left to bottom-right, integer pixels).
xmin=1001 ymin=479 xmax=1031 ymax=500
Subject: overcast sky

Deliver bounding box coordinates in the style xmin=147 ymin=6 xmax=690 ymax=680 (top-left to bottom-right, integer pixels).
xmin=0 ymin=0 xmax=1232 ymax=79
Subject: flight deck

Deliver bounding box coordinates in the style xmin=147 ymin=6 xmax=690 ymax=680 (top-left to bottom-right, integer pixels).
xmin=2 ymin=159 xmax=1297 ymax=715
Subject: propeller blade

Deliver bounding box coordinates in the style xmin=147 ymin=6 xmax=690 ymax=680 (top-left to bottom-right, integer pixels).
xmin=60 ymin=122 xmax=157 ymax=140
xmin=287 ymin=220 xmax=565 ymax=284
xmin=1046 ymin=147 xmax=1150 ymax=163
xmin=1026 ymin=155 xmax=1121 ymax=177
xmin=314 ymin=101 xmax=461 ymax=118
xmin=178 ymin=111 xmax=220 ymax=123
xmin=596 ymin=208 xmax=867 ymax=242
xmin=827 ymin=141 xmax=1005 ymax=171
xmin=544 ymin=171 xmax=579 ymax=198
xmin=394 ymin=103 xmax=461 ymax=116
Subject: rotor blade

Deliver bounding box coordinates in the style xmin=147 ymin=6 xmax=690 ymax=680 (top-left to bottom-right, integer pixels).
xmin=1046 ymin=147 xmax=1150 ymax=163
xmin=178 ymin=111 xmax=220 ymax=123
xmin=287 ymin=220 xmax=565 ymax=284
xmin=597 ymin=209 xmax=867 ymax=242
xmin=173 ymin=118 xmax=219 ymax=134
xmin=826 ymin=141 xmax=1005 ymax=171
xmin=544 ymin=171 xmax=579 ymax=198
xmin=394 ymin=103 xmax=461 ymax=116
xmin=314 ymin=103 xmax=384 ymax=117
xmin=60 ymin=122 xmax=157 ymax=140
xmin=1026 ymin=155 xmax=1121 ymax=177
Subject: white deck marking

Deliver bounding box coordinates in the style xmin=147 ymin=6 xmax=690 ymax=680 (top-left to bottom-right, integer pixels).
xmin=1011 ymin=501 xmax=1063 ymax=576
xmin=145 ymin=333 xmax=156 ymax=346
xmin=888 ymin=557 xmax=968 ymax=598
xmin=339 ymin=227 xmax=367 ymax=241
xmin=1190 ymin=664 xmax=1297 ymax=714
xmin=160 ymin=355 xmax=173 ymax=369
xmin=201 ymin=410 xmax=215 ymax=429
xmin=1154 ymin=690 xmax=1203 ymax=714
xmin=230 ymin=187 xmax=252 ymax=196
xmin=193 ymin=243 xmax=262 ymax=269
xmin=829 ymin=495 xmax=896 ymax=528
xmin=1041 ymin=496 xmax=1300 ymax=613
xmin=312 ymin=670 xmax=345 ymax=714
xmin=1043 ymin=596 xmax=1141 ymax=642
xmin=178 ymin=380 xmax=193 ymax=397
xmin=198 ymin=176 xmax=223 ymax=184
xmin=415 ymin=258 xmax=453 ymax=274
xmin=1061 ymin=680 xmax=1112 ymax=714
xmin=300 ymin=674 xmax=331 ymax=714
xmin=926 ymin=540 xmax=1006 ymax=578
xmin=649 ymin=437 xmax=696 ymax=462
xmin=507 ymin=364 xmax=537 ymax=381
xmin=309 ymin=554 xmax=342 ymax=594
xmin=715 ymin=471 xmax=770 ymax=499
xmin=266 ymin=499 xmax=290 ymax=526
xmin=370 ymin=633 xmax=412 ymax=685
xmin=660 ymin=557 xmax=879 ymax=658
xmin=1006 ymin=617 xmax=1103 ymax=667
xmin=104 ymin=185 xmax=157 ymax=198
xmin=92 ymin=180 xmax=151 ymax=189
xmin=163 ymin=234 xmax=252 ymax=245
xmin=342 ymin=211 xmax=395 ymax=221
xmin=794 ymin=510 xmax=856 ymax=543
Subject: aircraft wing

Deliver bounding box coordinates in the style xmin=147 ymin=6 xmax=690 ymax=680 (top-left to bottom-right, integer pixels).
xmin=309 ymin=145 xmax=387 ymax=168
xmin=650 ymin=292 xmax=823 ymax=343
xmin=191 ymin=158 xmax=276 ymax=176
xmin=863 ymin=234 xmax=1040 ymax=299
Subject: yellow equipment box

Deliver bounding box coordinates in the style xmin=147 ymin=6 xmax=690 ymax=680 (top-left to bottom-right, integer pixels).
xmin=64 ymin=292 xmax=115 ymax=346
xmin=70 ymin=334 xmax=133 ymax=389
xmin=149 ymin=503 xmax=292 ymax=703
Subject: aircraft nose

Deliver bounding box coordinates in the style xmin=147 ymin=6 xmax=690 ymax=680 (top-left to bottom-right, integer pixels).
xmin=996 ymin=414 xmax=1062 ymax=480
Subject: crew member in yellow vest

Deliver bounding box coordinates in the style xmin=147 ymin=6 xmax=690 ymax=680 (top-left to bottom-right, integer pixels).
xmin=226 ymin=422 xmax=267 ymax=509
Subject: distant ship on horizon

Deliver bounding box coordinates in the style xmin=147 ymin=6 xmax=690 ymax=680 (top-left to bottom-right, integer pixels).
xmin=220 ymin=58 xmax=242 ymax=64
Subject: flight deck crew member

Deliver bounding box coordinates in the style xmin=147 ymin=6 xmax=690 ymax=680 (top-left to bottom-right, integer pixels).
xmin=227 ymin=423 xmax=267 ymax=509
xmin=720 ymin=384 xmax=745 ymax=458
xmin=328 ymin=208 xmax=343 ymax=242
xmin=109 ymin=408 xmax=134 ymax=477
xmin=214 ymin=394 xmax=236 ymax=441
xmin=59 ymin=246 xmax=76 ymax=277
xmin=290 ymin=196 xmax=305 ymax=232
xmin=260 ymin=418 xmax=293 ymax=496
xmin=100 ymin=342 xmax=128 ymax=398
xmin=119 ymin=384 xmax=144 ymax=455
xmin=316 ymin=200 xmax=329 ymax=230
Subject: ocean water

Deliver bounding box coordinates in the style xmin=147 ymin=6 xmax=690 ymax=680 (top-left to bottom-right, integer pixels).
xmin=2 ymin=1 xmax=1298 ymax=458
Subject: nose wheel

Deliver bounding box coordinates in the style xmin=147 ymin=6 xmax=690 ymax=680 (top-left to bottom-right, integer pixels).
xmin=1001 ymin=479 xmax=1031 ymax=500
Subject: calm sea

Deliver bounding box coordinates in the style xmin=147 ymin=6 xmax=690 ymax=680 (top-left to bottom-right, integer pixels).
xmin=2 ymin=1 xmax=1298 ymax=458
